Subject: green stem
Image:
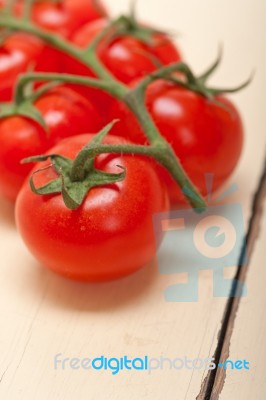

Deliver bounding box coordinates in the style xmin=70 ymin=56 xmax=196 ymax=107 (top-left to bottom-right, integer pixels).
xmin=208 ymin=72 xmax=254 ymax=96
xmin=0 ymin=17 xmax=83 ymax=59
xmin=14 ymin=77 xmax=206 ymax=210
xmin=70 ymin=143 xmax=159 ymax=181
xmin=14 ymin=72 xmax=128 ymax=104
xmin=124 ymin=90 xmax=162 ymax=144
xmin=5 ymin=0 xmax=16 ymax=14
xmin=84 ymin=19 xmax=116 ymax=53
xmin=0 ymin=14 xmax=207 ymax=211
xmin=70 ymin=141 xmax=206 ymax=209
xmin=79 ymin=143 xmax=159 ymax=159
xmin=23 ymin=0 xmax=35 ymax=20
xmin=198 ymin=46 xmax=223 ymax=83
xmin=134 ymin=61 xmax=197 ymax=93
xmin=124 ymin=64 xmax=185 ymax=145
xmin=82 ymin=19 xmax=123 ymax=82
xmin=124 ymin=88 xmax=206 ymax=209
xmin=0 ymin=16 xmax=120 ymax=83
xmin=82 ymin=50 xmax=116 ymax=82
xmin=27 ymin=81 xmax=61 ymax=102
xmin=159 ymin=145 xmax=206 ymax=209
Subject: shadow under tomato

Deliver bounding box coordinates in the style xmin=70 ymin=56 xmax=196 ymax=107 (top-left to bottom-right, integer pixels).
xmin=0 ymin=197 xmax=15 ymax=227
xmin=22 ymin=258 xmax=160 ymax=312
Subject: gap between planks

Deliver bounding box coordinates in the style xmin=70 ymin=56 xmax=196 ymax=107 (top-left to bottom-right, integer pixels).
xmin=196 ymin=157 xmax=266 ymax=400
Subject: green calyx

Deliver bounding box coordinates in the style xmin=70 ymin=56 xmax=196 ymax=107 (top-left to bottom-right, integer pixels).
xmin=22 ymin=121 xmax=126 ymax=210
xmin=164 ymin=49 xmax=253 ymax=102
xmin=1 ymin=2 xmax=251 ymax=213
xmin=0 ymin=101 xmax=47 ymax=130
xmin=0 ymin=78 xmax=61 ymax=130
xmin=110 ymin=11 xmax=168 ymax=47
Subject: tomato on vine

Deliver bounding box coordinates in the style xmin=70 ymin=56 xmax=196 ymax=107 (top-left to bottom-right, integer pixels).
xmin=0 ymin=0 xmax=108 ymax=38
xmin=108 ymin=74 xmax=245 ymax=206
xmin=63 ymin=16 xmax=181 ymax=110
xmin=16 ymin=130 xmax=169 ymax=281
xmin=66 ymin=16 xmax=181 ymax=81
xmin=0 ymin=4 xmax=248 ymax=213
xmin=0 ymin=33 xmax=59 ymax=102
xmin=0 ymin=86 xmax=102 ymax=201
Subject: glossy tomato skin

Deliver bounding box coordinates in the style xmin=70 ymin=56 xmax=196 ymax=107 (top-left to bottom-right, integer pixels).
xmin=30 ymin=0 xmax=107 ymax=38
xmin=109 ymin=80 xmax=244 ymax=206
xmin=16 ymin=134 xmax=169 ymax=281
xmin=65 ymin=0 xmax=108 ymax=30
xmin=0 ymin=0 xmax=108 ymax=38
xmin=0 ymin=33 xmax=59 ymax=102
xmin=61 ymin=19 xmax=117 ymax=117
xmin=0 ymin=86 xmax=102 ymax=202
xmin=0 ymin=117 xmax=47 ymax=202
xmin=63 ymin=18 xmax=181 ymax=116
xmin=67 ymin=18 xmax=182 ymax=82
xmin=33 ymin=85 xmax=102 ymax=145
xmin=0 ymin=0 xmax=107 ymax=99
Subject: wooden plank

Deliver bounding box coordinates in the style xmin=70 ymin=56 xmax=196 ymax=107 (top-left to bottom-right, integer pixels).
xmin=218 ymin=169 xmax=266 ymax=400
xmin=197 ymin=165 xmax=266 ymax=399
xmin=213 ymin=168 xmax=266 ymax=400
xmin=0 ymin=1 xmax=265 ymax=399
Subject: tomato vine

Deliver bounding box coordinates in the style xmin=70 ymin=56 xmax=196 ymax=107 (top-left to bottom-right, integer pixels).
xmin=0 ymin=0 xmax=250 ymax=211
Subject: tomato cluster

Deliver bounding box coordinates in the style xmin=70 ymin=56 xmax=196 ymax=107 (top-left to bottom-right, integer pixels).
xmin=16 ymin=134 xmax=169 ymax=281
xmin=0 ymin=0 xmax=245 ymax=281
xmin=108 ymin=79 xmax=244 ymax=205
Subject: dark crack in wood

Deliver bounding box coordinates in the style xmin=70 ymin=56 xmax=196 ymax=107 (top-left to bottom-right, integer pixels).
xmin=196 ymin=158 xmax=266 ymax=400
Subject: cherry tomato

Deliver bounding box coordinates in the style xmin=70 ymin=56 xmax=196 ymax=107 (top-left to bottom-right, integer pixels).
xmin=0 ymin=0 xmax=108 ymax=100
xmin=108 ymin=80 xmax=244 ymax=206
xmin=0 ymin=0 xmax=108 ymax=38
xmin=63 ymin=18 xmax=182 ymax=116
xmin=66 ymin=18 xmax=181 ymax=83
xmin=0 ymin=86 xmax=102 ymax=201
xmin=16 ymin=134 xmax=169 ymax=281
xmin=0 ymin=33 xmax=59 ymax=102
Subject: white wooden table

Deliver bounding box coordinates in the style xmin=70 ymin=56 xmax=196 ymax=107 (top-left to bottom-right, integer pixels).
xmin=0 ymin=1 xmax=265 ymax=399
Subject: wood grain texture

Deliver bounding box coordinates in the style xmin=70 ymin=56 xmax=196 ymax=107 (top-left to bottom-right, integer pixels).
xmin=197 ymin=164 xmax=266 ymax=400
xmin=215 ymin=171 xmax=266 ymax=400
xmin=0 ymin=1 xmax=265 ymax=399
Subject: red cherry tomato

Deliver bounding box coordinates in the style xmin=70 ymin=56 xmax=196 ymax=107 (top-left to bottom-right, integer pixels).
xmin=0 ymin=86 xmax=102 ymax=201
xmin=0 ymin=33 xmax=59 ymax=102
xmin=0 ymin=0 xmax=108 ymax=38
xmin=28 ymin=0 xmax=107 ymax=38
xmin=16 ymin=134 xmax=169 ymax=281
xmin=0 ymin=0 xmax=108 ymax=100
xmin=108 ymin=80 xmax=244 ymax=206
xmin=66 ymin=18 xmax=181 ymax=82
xmin=63 ymin=18 xmax=181 ymax=115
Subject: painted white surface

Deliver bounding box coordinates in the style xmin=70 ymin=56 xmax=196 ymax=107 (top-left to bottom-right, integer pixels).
xmin=0 ymin=1 xmax=265 ymax=399
xmin=219 ymin=208 xmax=266 ymax=400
